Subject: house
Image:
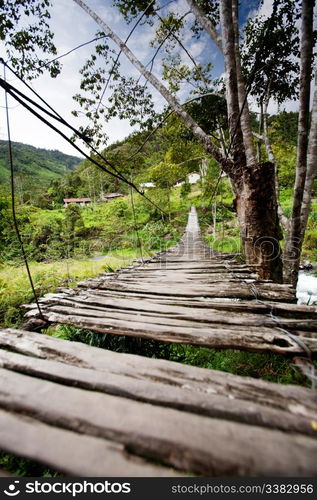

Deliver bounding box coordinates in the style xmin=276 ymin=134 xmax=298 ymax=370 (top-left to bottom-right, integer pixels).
xmin=63 ymin=197 xmax=91 ymax=207
xmin=101 ymin=193 xmax=125 ymax=202
xmin=175 ymin=172 xmax=201 ymax=187
xmin=188 ymin=172 xmax=200 ymax=184
xmin=140 ymin=182 xmax=155 ymax=189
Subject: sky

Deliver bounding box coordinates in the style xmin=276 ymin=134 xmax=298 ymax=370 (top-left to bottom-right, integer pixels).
xmin=0 ymin=0 xmax=297 ymax=157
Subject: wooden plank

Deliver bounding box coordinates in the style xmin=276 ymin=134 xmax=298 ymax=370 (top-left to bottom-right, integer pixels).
xmin=0 ymin=367 xmax=316 ymax=476
xmin=24 ymin=307 xmax=313 ymax=354
xmin=1 ymin=347 xmax=316 ymax=437
xmin=0 ymin=469 xmax=13 ymax=477
xmin=21 ymin=207 xmax=302 ymax=358
xmin=85 ymin=281 xmax=295 ymax=302
xmin=26 ymin=299 xmax=317 ymax=334
xmin=0 ymin=410 xmax=180 ymax=477
xmin=30 ymin=293 xmax=317 ymax=331
xmin=1 ymin=328 xmax=316 ymax=428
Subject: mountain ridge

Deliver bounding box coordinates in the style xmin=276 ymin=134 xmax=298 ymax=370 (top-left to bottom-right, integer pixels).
xmin=0 ymin=140 xmax=82 ymax=186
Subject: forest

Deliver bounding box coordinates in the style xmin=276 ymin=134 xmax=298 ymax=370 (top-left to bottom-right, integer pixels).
xmin=0 ymin=0 xmax=317 ymax=478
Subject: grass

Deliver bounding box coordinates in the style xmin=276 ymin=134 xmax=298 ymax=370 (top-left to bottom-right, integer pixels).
xmin=0 ymin=452 xmax=59 ymax=477
xmin=0 ymin=249 xmax=141 ymax=327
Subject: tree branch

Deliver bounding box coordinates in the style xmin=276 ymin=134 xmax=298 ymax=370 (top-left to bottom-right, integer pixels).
xmin=232 ymin=0 xmax=257 ymax=165
xmin=157 ymin=13 xmax=209 ymax=89
xmin=185 ymin=0 xmax=222 ymax=52
xmin=252 ymin=131 xmax=264 ymax=141
xmin=73 ymin=0 xmax=231 ymax=173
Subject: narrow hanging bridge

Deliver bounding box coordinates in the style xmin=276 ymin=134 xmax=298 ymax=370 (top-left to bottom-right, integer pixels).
xmin=0 ymin=207 xmax=317 ymax=476
xmin=23 ymin=207 xmax=317 ymax=356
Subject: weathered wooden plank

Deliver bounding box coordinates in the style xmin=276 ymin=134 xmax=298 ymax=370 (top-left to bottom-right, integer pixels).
xmin=1 ymin=347 xmax=316 ymax=437
xmin=2 ymin=328 xmax=316 ymax=418
xmin=24 ymin=306 xmax=313 ymax=354
xmin=0 ymin=367 xmax=316 ymax=476
xmin=0 ymin=328 xmax=311 ymax=400
xmin=0 ymin=469 xmax=13 ymax=477
xmin=0 ymin=410 xmax=180 ymax=477
xmin=21 ymin=207 xmax=302 ymax=358
xmin=29 ymin=293 xmax=317 ymax=331
xmin=86 ymin=281 xmax=295 ymax=302
xmin=32 ymin=287 xmax=312 ymax=321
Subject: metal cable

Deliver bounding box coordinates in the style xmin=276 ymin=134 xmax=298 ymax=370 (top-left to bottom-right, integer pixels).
xmin=3 ymin=66 xmax=44 ymax=321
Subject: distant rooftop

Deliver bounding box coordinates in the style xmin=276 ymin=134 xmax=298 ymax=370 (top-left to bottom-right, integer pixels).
xmin=63 ymin=198 xmax=91 ymax=203
xmin=102 ymin=193 xmax=125 ymax=199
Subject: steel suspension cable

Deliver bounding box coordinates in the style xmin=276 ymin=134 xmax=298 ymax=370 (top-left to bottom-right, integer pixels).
xmin=3 ymin=67 xmax=44 ymax=321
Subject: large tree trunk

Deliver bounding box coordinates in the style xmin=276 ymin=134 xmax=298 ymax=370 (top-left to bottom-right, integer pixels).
xmin=235 ymin=162 xmax=283 ymax=283
xmin=219 ymin=0 xmax=245 ymax=170
xmin=283 ymin=0 xmax=315 ymax=285
xmin=220 ymin=0 xmax=283 ymax=282
xmin=232 ymin=0 xmax=257 ymax=166
xmin=300 ymin=67 xmax=317 ymax=237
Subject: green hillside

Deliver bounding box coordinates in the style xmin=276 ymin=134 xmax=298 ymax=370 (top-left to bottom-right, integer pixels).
xmin=0 ymin=140 xmax=82 ymax=186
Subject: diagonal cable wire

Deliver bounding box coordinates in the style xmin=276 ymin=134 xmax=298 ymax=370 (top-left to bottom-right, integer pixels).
xmin=39 ymin=35 xmax=107 ymax=69
xmin=95 ymin=0 xmax=157 ymax=114
xmin=0 ymin=72 xmax=167 ymax=216
xmin=3 ymin=67 xmax=44 ymax=321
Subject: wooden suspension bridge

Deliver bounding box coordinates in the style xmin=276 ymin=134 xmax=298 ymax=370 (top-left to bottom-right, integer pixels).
xmin=0 ymin=208 xmax=317 ymax=476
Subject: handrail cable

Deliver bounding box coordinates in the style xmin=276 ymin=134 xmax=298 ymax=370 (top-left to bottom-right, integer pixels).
xmin=3 ymin=66 xmax=44 ymax=321
xmin=0 ymin=68 xmax=167 ymax=216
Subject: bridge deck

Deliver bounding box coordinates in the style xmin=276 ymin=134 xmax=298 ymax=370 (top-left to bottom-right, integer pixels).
xmin=0 ymin=327 xmax=316 ymax=476
xmin=24 ymin=208 xmax=317 ymax=356
xmin=1 ymin=208 xmax=317 ymax=476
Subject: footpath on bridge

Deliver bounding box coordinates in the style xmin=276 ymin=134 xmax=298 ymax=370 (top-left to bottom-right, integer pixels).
xmin=0 ymin=207 xmax=316 ymax=476
xmin=22 ymin=207 xmax=317 ymax=356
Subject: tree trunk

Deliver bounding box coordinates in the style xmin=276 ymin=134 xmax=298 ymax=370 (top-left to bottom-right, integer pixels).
xmin=300 ymin=66 xmax=317 ymax=237
xmin=283 ymin=0 xmax=315 ymax=285
xmin=220 ymin=0 xmax=283 ymax=282
xmin=232 ymin=0 xmax=257 ymax=166
xmin=235 ymin=162 xmax=283 ymax=283
xmin=219 ymin=0 xmax=246 ymax=171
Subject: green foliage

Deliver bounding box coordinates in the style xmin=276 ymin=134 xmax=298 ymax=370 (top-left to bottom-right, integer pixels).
xmin=242 ymin=0 xmax=301 ymax=104
xmin=148 ymin=161 xmax=183 ymax=188
xmin=180 ymin=181 xmax=191 ymax=198
xmin=166 ymin=345 xmax=310 ymax=386
xmin=0 ymin=452 xmax=58 ymax=477
xmin=185 ymin=94 xmax=227 ymax=132
xmin=0 ymin=251 xmax=139 ymax=327
xmin=0 ymin=141 xmax=81 ymax=202
xmin=0 ymin=0 xmax=61 ymax=79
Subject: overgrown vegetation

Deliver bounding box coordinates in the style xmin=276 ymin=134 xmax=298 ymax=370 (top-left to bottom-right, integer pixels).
xmin=0 ymin=452 xmax=59 ymax=477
